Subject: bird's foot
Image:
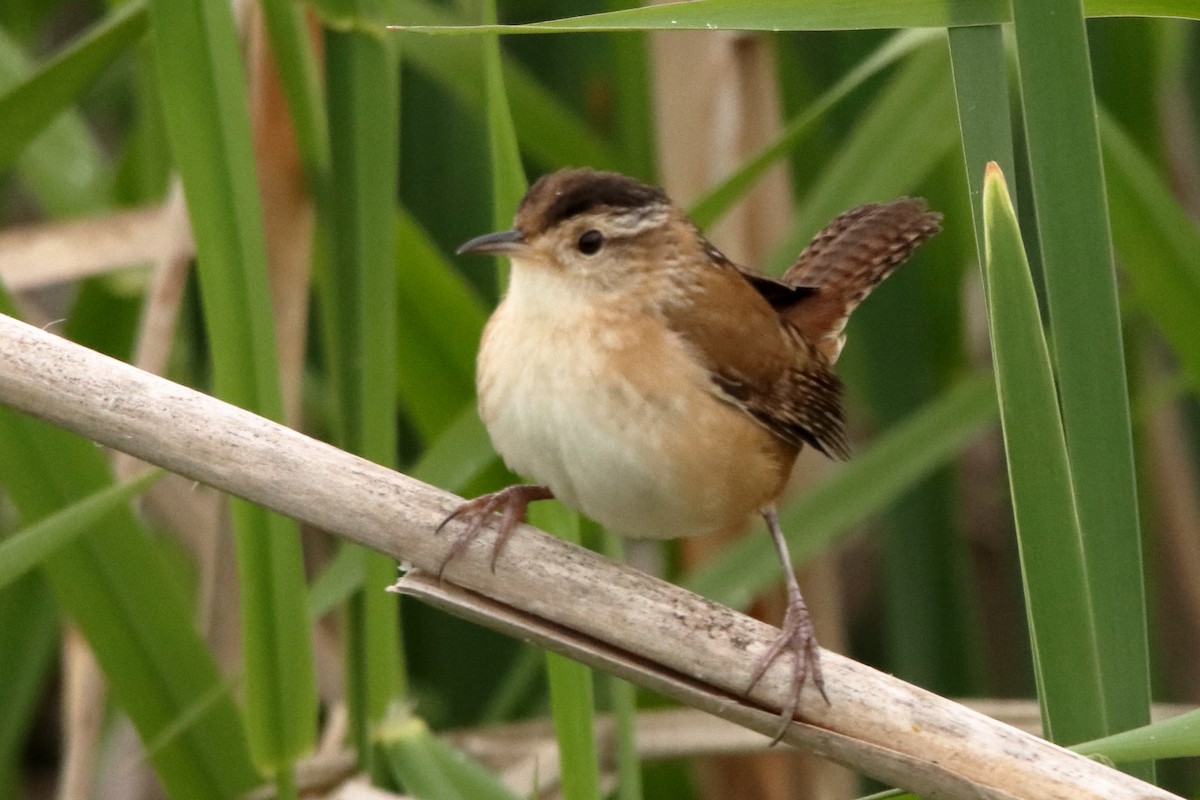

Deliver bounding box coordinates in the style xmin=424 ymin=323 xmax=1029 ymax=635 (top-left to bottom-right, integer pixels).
xmin=745 ymin=584 xmax=828 ymax=745
xmin=434 ymin=484 xmax=553 ymax=578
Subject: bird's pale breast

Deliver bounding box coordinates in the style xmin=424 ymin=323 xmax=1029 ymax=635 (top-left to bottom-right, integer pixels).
xmin=476 ymin=268 xmax=794 ymax=541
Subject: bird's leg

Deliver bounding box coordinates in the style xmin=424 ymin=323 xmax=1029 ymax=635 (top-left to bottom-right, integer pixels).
xmin=435 ymin=484 xmax=554 ymax=578
xmin=746 ymin=506 xmax=829 ymax=743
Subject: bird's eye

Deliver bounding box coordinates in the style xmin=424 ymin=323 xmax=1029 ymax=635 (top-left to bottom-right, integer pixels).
xmin=577 ymin=229 xmax=604 ymax=255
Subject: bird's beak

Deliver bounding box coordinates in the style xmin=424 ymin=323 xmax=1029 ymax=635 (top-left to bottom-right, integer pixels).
xmin=456 ymin=228 xmax=527 ymax=256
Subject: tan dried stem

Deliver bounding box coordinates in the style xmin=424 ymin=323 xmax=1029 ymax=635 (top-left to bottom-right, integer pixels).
xmin=651 ymin=23 xmax=851 ymax=799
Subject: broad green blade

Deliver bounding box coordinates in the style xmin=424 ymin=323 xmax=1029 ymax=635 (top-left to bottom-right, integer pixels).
xmin=1011 ymin=0 xmax=1151 ymax=755
xmin=531 ymin=502 xmax=602 ymax=800
xmin=482 ymin=9 xmax=525 ymax=221
xmin=323 ymin=0 xmax=405 ymax=761
xmin=1075 ymin=708 xmax=1200 ymax=762
xmin=981 ymin=163 xmax=1105 ymax=746
xmin=148 ymin=0 xmax=316 ymax=772
xmin=607 ymin=0 xmax=656 ymax=180
xmin=396 ymin=0 xmax=1008 ymax=33
xmin=408 ymin=404 xmax=500 ymax=492
xmin=947 ymin=23 xmax=1016 ymax=265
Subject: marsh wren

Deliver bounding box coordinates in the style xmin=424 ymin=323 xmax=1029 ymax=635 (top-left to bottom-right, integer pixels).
xmin=440 ymin=168 xmax=941 ymax=732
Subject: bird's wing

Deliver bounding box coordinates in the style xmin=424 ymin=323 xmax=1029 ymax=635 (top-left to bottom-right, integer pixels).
xmin=660 ymin=263 xmax=849 ymax=459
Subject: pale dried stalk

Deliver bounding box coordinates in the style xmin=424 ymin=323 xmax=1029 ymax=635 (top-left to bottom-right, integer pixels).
xmin=651 ymin=25 xmax=850 ymax=799
xmin=0 ymin=312 xmax=1177 ymax=800
xmin=0 ymin=204 xmax=186 ymax=291
xmin=58 ymin=629 xmax=104 ymax=800
xmin=450 ymin=702 xmax=1197 ymax=773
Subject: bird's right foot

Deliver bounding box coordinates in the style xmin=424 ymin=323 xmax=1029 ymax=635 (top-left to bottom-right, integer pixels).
xmin=434 ymin=484 xmax=554 ymax=578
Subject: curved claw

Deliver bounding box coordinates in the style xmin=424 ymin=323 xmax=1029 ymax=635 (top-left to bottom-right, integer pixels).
xmin=434 ymin=484 xmax=553 ymax=579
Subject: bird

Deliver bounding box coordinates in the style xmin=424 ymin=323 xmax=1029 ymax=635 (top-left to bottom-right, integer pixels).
xmin=438 ymin=167 xmax=942 ymax=735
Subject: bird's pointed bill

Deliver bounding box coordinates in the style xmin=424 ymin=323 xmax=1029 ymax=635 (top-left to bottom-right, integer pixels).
xmin=457 ymin=229 xmax=526 ymax=256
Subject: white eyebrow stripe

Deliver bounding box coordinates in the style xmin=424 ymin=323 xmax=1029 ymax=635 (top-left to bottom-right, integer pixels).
xmin=604 ymin=205 xmax=672 ymax=237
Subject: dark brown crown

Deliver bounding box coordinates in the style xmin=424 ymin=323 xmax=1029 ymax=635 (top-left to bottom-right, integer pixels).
xmin=515 ymin=168 xmax=669 ymax=234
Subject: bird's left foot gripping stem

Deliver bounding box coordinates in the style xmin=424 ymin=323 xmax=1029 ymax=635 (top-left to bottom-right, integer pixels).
xmin=435 ymin=484 xmax=554 ymax=578
xmin=746 ymin=507 xmax=830 ymax=744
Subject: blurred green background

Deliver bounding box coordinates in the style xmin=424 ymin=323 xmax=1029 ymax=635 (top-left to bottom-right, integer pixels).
xmin=0 ymin=1 xmax=1198 ymax=799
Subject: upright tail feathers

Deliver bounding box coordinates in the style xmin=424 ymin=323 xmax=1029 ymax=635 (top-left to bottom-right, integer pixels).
xmin=779 ymin=198 xmax=942 ymax=363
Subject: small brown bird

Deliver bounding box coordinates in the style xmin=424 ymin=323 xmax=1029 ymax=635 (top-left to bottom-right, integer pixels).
xmin=441 ymin=168 xmax=941 ymax=732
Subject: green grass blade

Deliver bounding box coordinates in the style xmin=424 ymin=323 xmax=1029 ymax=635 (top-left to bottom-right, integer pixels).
xmin=1101 ymin=110 xmax=1200 ymax=394
xmin=379 ymin=717 xmax=466 ymax=799
xmin=307 ymin=540 xmax=367 ymax=621
xmin=422 ymin=728 xmax=525 ymax=799
xmin=600 ymin=536 xmax=643 ymax=800
xmin=607 ymin=671 xmax=643 ymax=800
xmin=324 ymin=2 xmax=405 ymax=760
xmin=148 ymin=0 xmax=317 ymax=772
xmin=393 ymin=0 xmax=1200 ymax=34
xmin=607 ymin=1 xmax=656 ymax=180
xmin=1074 ymin=708 xmax=1200 ymax=762
xmin=1011 ymin=0 xmax=1151 ymax=753
xmin=325 ymin=16 xmax=400 ymax=462
xmin=408 ymin=404 xmax=500 ymax=491
xmin=688 ymin=373 xmax=996 ymax=609
xmin=546 ymin=647 xmax=602 ymax=800
xmin=0 ymin=469 xmax=161 ymax=590
xmin=0 ymin=1 xmax=146 ymax=173
xmin=532 ymin=499 xmax=603 ymax=800
xmin=258 ymin=0 xmax=330 ymax=190
xmin=981 ymin=163 xmax=1105 ymax=745
xmin=1085 ymin=0 xmax=1200 ymax=19
xmin=940 ymin=31 xmax=1016 ymax=685
xmin=395 ymin=0 xmax=1007 ymax=33
xmin=481 ymin=6 xmax=525 ymax=220
xmin=947 ymin=24 xmax=1016 ymax=265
